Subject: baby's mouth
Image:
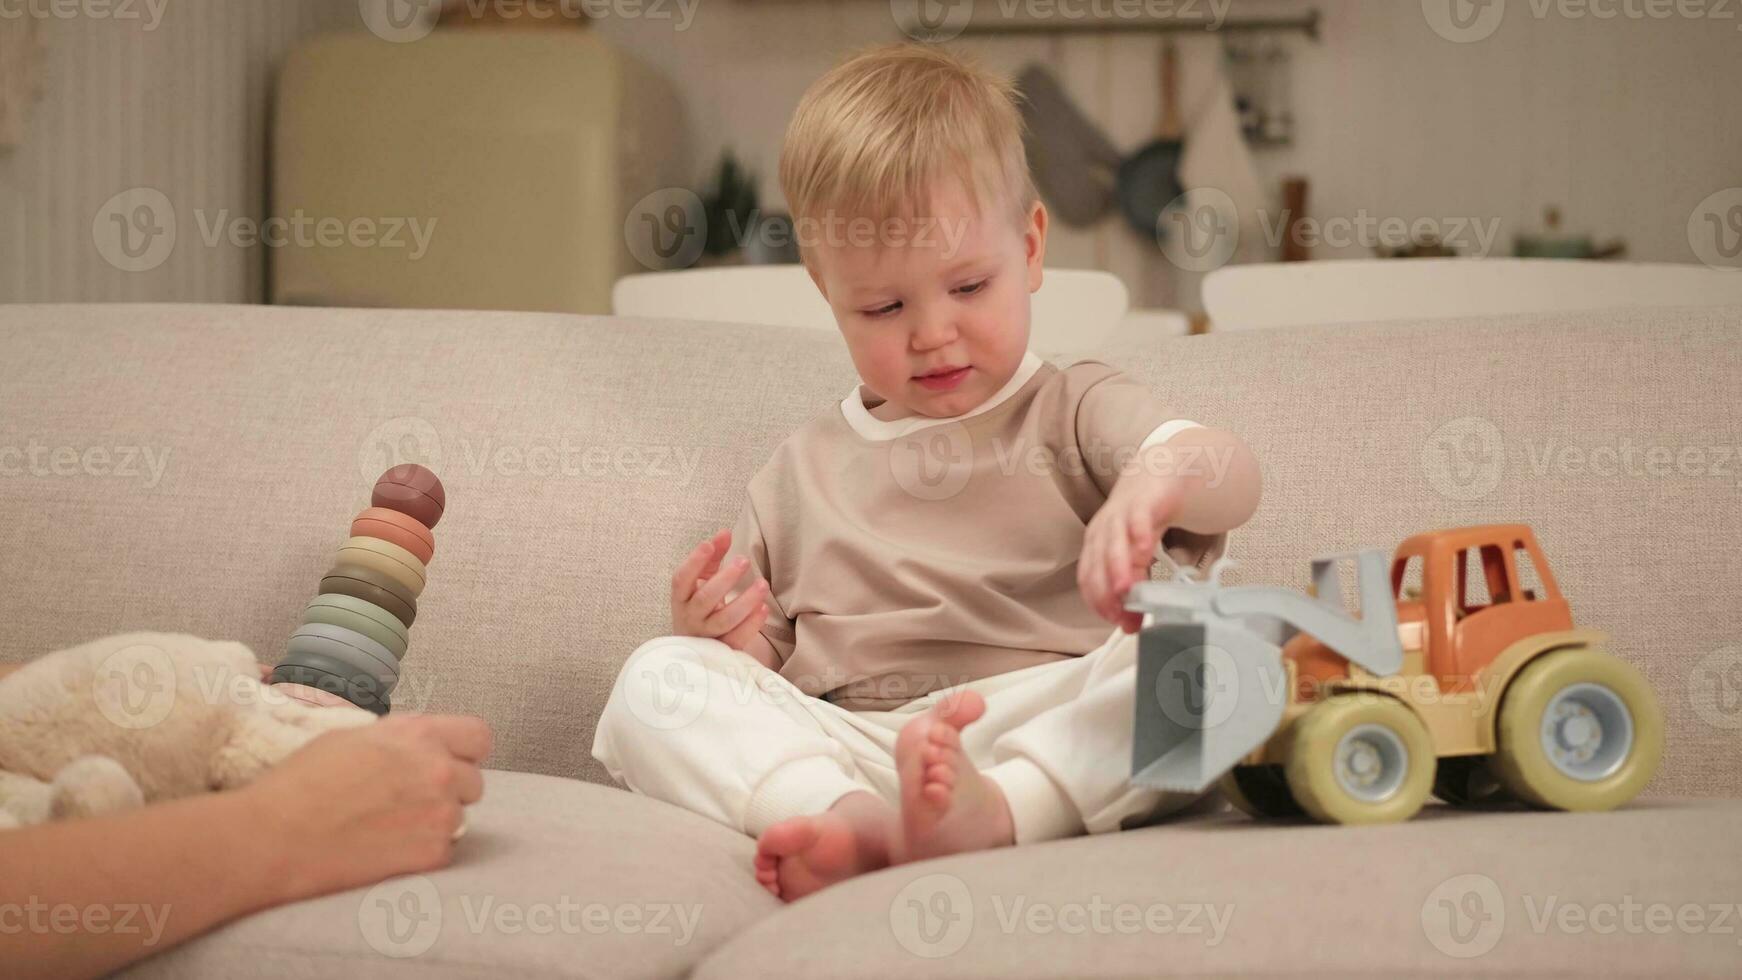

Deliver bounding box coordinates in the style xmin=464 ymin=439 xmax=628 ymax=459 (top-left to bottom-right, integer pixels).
xmin=914 ymin=365 xmax=971 ymax=391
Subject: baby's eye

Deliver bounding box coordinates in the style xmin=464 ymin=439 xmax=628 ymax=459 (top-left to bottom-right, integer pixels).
xmin=956 ymin=279 xmax=987 ymax=295
xmin=863 ymin=302 xmax=901 ymax=318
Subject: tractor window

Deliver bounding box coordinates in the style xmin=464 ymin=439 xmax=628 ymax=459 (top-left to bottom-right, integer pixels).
xmin=1458 ymin=544 xmax=1511 ymax=613
xmin=1394 ymin=556 xmax=1424 ymax=602
xmin=1514 ymin=546 xmax=1545 ymax=601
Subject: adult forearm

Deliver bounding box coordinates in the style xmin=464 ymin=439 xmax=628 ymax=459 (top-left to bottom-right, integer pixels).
xmin=0 ymin=789 xmax=290 ymax=980
xmin=1135 ymin=426 xmax=1262 ymax=533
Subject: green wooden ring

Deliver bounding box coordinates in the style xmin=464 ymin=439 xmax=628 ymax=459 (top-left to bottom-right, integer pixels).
xmin=302 ymin=593 xmax=410 ymax=661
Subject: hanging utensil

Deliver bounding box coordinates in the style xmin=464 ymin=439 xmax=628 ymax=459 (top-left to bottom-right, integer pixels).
xmin=1017 ymin=64 xmax=1123 ymax=228
xmin=1116 ymin=39 xmax=1185 ymax=238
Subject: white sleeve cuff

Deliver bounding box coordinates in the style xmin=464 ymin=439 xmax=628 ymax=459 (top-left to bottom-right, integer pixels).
xmin=1138 ymin=419 xmax=1203 ymax=451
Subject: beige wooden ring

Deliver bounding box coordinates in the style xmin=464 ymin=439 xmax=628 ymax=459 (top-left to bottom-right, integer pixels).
xmin=337 ymin=536 xmax=428 ymax=597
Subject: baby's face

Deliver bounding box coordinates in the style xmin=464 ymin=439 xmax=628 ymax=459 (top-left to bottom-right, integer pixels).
xmin=806 ymin=178 xmax=1047 ymax=419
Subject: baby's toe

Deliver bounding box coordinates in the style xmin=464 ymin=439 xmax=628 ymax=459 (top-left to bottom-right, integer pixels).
xmin=926 ymin=722 xmax=960 ymax=748
xmin=757 ymin=816 xmax=818 ymax=859
xmin=936 ymin=690 xmax=986 ymax=729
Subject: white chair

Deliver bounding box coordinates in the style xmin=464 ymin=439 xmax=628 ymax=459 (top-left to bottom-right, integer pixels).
xmin=611 ymin=266 xmax=1130 ymax=354
xmin=1202 ymin=259 xmax=1742 ymax=332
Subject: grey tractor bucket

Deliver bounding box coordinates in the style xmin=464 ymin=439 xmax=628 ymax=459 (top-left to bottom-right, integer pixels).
xmin=1128 ymin=549 xmax=1404 ymax=794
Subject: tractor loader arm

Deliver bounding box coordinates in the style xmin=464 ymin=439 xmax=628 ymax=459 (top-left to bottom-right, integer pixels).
xmin=1210 ymin=549 xmax=1405 ymax=678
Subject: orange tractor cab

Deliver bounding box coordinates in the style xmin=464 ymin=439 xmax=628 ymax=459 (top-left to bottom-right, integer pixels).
xmin=1128 ymin=524 xmax=1662 ymax=825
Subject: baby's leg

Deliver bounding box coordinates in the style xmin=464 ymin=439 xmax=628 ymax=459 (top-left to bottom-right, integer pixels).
xmin=593 ymin=636 xmax=896 ymax=900
xmin=894 ymin=689 xmax=1018 ymax=862
xmin=976 ymin=628 xmax=1206 ymax=842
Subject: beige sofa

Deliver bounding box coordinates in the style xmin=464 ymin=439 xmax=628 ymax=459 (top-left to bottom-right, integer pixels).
xmin=2 ymin=302 xmax=1739 ymax=978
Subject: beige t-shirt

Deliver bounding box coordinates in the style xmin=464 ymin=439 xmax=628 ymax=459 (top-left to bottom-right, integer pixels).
xmin=725 ymin=352 xmax=1226 ymax=711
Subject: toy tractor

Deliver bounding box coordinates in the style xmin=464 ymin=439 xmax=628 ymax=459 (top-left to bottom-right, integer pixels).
xmin=1127 ymin=524 xmax=1662 ymax=825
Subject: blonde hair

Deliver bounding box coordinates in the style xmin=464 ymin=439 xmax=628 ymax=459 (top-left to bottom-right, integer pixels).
xmin=778 ymin=43 xmax=1038 ymax=257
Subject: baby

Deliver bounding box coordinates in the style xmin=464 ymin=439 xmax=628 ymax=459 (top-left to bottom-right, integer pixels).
xmin=593 ymin=43 xmax=1260 ymax=902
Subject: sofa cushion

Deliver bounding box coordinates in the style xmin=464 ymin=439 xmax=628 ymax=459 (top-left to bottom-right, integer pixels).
xmin=117 ymin=771 xmax=779 ymax=980
xmin=693 ymin=799 xmax=1742 ymax=978
xmin=0 ymin=303 xmax=1738 ymax=797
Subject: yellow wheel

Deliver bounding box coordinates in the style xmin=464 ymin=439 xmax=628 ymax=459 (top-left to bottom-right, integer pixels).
xmin=1492 ymin=647 xmax=1662 ymax=811
xmin=1284 ymin=695 xmax=1435 ymax=825
xmin=1219 ymin=765 xmax=1304 ymax=819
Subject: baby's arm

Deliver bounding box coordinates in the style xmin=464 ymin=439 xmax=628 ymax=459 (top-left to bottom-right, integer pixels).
xmin=1079 ymin=425 xmax=1261 ymax=631
xmin=1129 ymin=425 xmax=1262 ymax=535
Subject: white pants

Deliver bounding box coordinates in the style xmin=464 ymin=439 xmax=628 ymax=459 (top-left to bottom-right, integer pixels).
xmin=590 ymin=628 xmax=1203 ymax=843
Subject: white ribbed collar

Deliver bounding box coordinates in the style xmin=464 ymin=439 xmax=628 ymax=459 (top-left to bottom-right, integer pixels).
xmin=839 ymin=351 xmax=1045 ymax=442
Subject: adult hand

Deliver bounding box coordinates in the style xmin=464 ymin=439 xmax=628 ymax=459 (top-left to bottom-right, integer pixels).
xmin=241 ymin=713 xmax=493 ymax=904
xmin=255 ymin=661 xmax=354 ymax=709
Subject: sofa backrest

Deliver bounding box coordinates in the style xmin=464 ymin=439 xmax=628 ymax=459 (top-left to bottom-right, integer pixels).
xmin=2 ymin=303 xmax=1737 ymax=796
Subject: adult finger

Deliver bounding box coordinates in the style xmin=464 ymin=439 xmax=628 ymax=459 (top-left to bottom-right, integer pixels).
xmin=273 ymin=682 xmax=356 ymax=710
xmin=449 ymin=759 xmax=485 ymax=804
xmin=409 ymin=714 xmax=495 ymax=765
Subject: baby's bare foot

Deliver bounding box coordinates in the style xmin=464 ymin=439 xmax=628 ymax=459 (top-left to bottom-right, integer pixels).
xmin=895 ymin=690 xmax=1015 ymax=863
xmin=752 ymin=791 xmax=894 ymax=902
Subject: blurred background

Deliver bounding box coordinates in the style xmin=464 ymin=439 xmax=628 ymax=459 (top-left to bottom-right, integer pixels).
xmin=1 ymin=0 xmax=1738 ymax=322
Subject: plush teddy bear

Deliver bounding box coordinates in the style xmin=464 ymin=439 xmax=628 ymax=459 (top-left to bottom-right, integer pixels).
xmin=0 ymin=631 xmax=375 ymax=829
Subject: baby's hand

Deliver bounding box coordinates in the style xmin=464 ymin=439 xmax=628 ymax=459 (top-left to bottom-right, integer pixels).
xmin=670 ymin=528 xmax=770 ymax=652
xmin=1079 ymin=473 xmax=1187 ymax=633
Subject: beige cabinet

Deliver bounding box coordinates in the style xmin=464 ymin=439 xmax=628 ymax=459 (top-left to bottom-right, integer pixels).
xmin=272 ymin=29 xmax=686 ymax=313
